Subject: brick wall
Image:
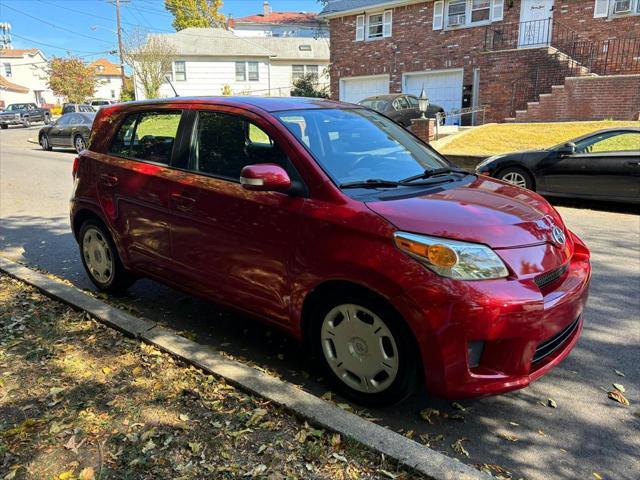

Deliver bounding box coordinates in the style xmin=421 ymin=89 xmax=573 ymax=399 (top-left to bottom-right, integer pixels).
xmin=512 ymin=74 xmax=640 ymax=122
xmin=328 ymin=0 xmax=640 ymax=122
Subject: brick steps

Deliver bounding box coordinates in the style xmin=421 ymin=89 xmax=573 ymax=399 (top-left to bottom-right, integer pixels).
xmin=509 ymin=74 xmax=640 ymax=122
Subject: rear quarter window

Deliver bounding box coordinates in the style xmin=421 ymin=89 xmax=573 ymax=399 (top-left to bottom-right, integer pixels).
xmin=109 ymin=110 xmax=182 ymax=165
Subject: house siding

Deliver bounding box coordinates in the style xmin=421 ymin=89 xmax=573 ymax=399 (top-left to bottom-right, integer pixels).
xmin=328 ymin=0 xmax=640 ymax=122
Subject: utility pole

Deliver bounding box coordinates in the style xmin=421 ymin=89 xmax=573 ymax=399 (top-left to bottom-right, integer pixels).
xmin=115 ymin=0 xmax=127 ymax=94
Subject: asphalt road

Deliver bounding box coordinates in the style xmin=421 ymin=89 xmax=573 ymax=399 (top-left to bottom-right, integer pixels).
xmin=1 ymin=125 xmax=639 ymax=480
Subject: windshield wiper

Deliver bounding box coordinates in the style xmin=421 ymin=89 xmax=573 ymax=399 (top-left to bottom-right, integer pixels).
xmin=398 ymin=167 xmax=468 ymax=184
xmin=339 ymin=179 xmax=401 ymax=189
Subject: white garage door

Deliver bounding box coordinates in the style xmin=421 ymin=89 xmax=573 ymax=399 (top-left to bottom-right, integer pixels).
xmin=340 ymin=75 xmax=389 ymax=104
xmin=403 ymin=69 xmax=463 ymax=125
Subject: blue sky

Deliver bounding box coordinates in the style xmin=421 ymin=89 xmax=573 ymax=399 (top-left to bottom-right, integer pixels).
xmin=0 ymin=0 xmax=323 ymax=62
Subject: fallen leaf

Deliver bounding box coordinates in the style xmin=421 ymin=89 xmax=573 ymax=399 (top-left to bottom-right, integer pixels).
xmin=451 ymin=438 xmax=469 ymax=457
xmin=246 ymin=408 xmax=267 ymax=427
xmin=419 ymin=408 xmax=440 ymax=424
xmin=404 ymin=430 xmax=414 ymax=439
xmin=141 ymin=439 xmax=156 ymax=453
xmin=78 ymin=467 xmax=95 ymax=480
xmin=257 ymin=444 xmax=267 ymax=454
xmin=249 ymin=464 xmax=267 ymax=476
xmin=188 ymin=441 xmax=201 ymax=454
xmin=132 ymin=367 xmax=143 ymax=377
xmin=614 ymin=369 xmax=625 ymax=377
xmin=337 ymin=403 xmax=352 ymax=411
xmin=330 ymin=433 xmax=341 ymax=447
xmin=613 ymin=383 xmax=625 ymax=393
xmin=547 ymin=398 xmax=557 ymax=408
xmin=378 ymin=469 xmax=397 ymax=479
xmin=321 ymin=391 xmax=333 ymax=401
xmin=451 ymin=402 xmax=465 ymax=411
xmin=608 ymin=390 xmax=630 ymax=406
xmin=179 ymin=413 xmax=189 ymax=422
xmin=592 ymin=473 xmax=602 ymax=480
xmin=332 ymin=452 xmax=348 ymax=463
xmin=499 ymin=433 xmax=518 ymax=442
xmin=509 ymin=421 xmax=519 ymax=426
xmin=101 ymin=367 xmax=111 ymax=375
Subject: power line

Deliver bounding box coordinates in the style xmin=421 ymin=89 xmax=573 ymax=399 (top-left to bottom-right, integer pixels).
xmin=0 ymin=49 xmax=117 ymax=68
xmin=0 ymin=2 xmax=117 ymax=45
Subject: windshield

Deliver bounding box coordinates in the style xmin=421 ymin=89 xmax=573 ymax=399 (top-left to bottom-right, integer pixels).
xmin=6 ymin=104 xmax=27 ymax=111
xmin=274 ymin=108 xmax=447 ymax=185
xmin=358 ymin=99 xmax=388 ymax=111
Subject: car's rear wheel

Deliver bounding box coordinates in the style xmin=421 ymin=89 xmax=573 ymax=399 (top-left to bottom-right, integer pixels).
xmin=22 ymin=118 xmax=30 ymax=128
xmin=79 ymin=219 xmax=135 ymax=293
xmin=40 ymin=134 xmax=52 ymax=151
xmin=74 ymin=135 xmax=86 ymax=153
xmin=311 ymin=292 xmax=417 ymax=406
xmin=1 ymin=124 xmax=8 ymax=130
xmin=499 ymin=167 xmax=533 ymax=190
xmin=44 ymin=114 xmax=51 ymax=125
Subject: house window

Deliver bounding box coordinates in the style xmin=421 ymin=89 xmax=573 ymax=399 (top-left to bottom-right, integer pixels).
xmin=3 ymin=63 xmax=11 ymax=78
xmin=174 ymin=61 xmax=186 ymax=81
xmin=292 ymin=65 xmax=319 ymax=83
xmin=248 ymin=61 xmax=259 ymax=81
xmin=367 ymin=13 xmax=384 ymax=38
xmin=236 ymin=62 xmax=259 ymax=82
xmin=446 ymin=0 xmax=494 ymax=28
xmin=613 ymin=0 xmax=632 ymax=12
xmin=594 ymin=0 xmax=640 ymax=17
xmin=235 ymin=62 xmax=246 ymax=81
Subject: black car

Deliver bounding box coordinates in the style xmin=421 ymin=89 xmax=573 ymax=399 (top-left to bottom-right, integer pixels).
xmin=39 ymin=112 xmax=96 ymax=153
xmin=358 ymin=94 xmax=445 ymax=128
xmin=0 ymin=103 xmax=51 ymax=128
xmin=476 ymin=127 xmax=640 ymax=203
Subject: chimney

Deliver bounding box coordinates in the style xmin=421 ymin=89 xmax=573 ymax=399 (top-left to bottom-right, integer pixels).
xmin=263 ymin=1 xmax=270 ymax=16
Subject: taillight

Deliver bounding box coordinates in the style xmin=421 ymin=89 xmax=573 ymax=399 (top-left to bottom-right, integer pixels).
xmin=72 ymin=156 xmax=80 ymax=178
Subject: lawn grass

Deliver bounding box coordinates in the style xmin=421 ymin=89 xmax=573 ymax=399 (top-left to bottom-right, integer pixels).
xmin=0 ymin=274 xmax=425 ymax=480
xmin=434 ymin=121 xmax=640 ymax=157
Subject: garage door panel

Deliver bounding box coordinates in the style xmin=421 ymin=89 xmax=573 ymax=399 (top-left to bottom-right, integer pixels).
xmin=403 ymin=70 xmax=463 ymax=125
xmin=340 ymin=75 xmax=389 ymax=104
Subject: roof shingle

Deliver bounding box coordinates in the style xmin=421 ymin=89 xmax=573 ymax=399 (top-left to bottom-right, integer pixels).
xmin=88 ymin=58 xmax=122 ymax=76
xmin=0 ymin=75 xmax=30 ymax=93
xmin=0 ymin=48 xmax=40 ymax=58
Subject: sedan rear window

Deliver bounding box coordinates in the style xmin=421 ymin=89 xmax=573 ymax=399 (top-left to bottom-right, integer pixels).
xmin=109 ymin=111 xmax=182 ymax=165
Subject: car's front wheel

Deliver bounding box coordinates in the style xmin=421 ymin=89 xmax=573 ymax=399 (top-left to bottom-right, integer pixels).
xmin=22 ymin=118 xmax=30 ymax=128
xmin=79 ymin=219 xmax=135 ymax=293
xmin=44 ymin=114 xmax=51 ymax=125
xmin=40 ymin=134 xmax=52 ymax=151
xmin=1 ymin=124 xmax=8 ymax=130
xmin=499 ymin=167 xmax=534 ymax=190
xmin=311 ymin=292 xmax=418 ymax=406
xmin=74 ymin=135 xmax=86 ymax=153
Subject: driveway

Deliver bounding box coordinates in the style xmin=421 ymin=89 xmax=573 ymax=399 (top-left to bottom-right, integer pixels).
xmin=1 ymin=126 xmax=638 ymax=480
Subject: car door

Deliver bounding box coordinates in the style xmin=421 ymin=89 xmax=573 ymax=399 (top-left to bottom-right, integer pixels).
xmin=95 ymin=109 xmax=185 ymax=276
xmin=48 ymin=115 xmax=71 ymax=146
xmin=167 ymin=107 xmax=306 ymax=326
xmin=541 ymin=131 xmax=640 ymax=200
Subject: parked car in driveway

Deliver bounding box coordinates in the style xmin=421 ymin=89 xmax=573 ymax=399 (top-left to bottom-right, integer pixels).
xmin=71 ymin=97 xmax=591 ymax=405
xmin=358 ymin=94 xmax=445 ymax=127
xmin=90 ymin=99 xmax=117 ymax=108
xmin=39 ymin=112 xmax=95 ymax=153
xmin=62 ymin=103 xmax=96 ymax=114
xmin=0 ymin=103 xmax=51 ymax=129
xmin=476 ymin=127 xmax=640 ymax=204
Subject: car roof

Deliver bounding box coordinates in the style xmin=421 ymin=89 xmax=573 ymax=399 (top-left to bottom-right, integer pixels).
xmin=360 ymin=94 xmax=414 ymax=101
xmin=110 ymin=96 xmax=355 ymax=113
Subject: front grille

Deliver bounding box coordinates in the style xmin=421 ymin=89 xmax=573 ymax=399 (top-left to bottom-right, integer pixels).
xmin=534 ymin=263 xmax=568 ymax=289
xmin=533 ymin=316 xmax=580 ymax=364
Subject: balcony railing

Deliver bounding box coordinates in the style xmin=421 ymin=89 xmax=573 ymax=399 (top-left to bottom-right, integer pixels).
xmin=483 ymin=18 xmax=580 ymax=52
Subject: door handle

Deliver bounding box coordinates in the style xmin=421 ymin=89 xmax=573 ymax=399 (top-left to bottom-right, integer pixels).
xmin=625 ymin=161 xmax=640 ymax=167
xmin=170 ymin=193 xmax=196 ymax=211
xmin=99 ymin=173 xmax=118 ymax=187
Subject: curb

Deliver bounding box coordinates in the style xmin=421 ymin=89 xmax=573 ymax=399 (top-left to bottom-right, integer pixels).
xmin=0 ymin=257 xmax=489 ymax=480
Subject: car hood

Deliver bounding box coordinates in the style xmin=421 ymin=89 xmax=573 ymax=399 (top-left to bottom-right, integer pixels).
xmin=0 ymin=110 xmax=23 ymax=115
xmin=365 ymin=175 xmax=565 ymax=249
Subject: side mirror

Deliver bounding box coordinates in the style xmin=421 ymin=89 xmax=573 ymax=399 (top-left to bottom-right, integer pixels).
xmin=240 ymin=163 xmax=291 ymax=192
xmin=557 ymin=142 xmax=576 ymax=155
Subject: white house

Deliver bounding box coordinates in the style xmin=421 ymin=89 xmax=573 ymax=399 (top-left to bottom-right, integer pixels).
xmin=0 ymin=48 xmax=61 ymax=107
xmin=88 ymin=58 xmax=124 ymax=101
xmin=134 ymin=28 xmax=329 ymax=100
xmin=231 ymin=1 xmax=329 ymax=38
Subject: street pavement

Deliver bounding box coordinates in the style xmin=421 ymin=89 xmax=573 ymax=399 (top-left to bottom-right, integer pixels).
xmin=1 ymin=125 xmax=639 ymax=480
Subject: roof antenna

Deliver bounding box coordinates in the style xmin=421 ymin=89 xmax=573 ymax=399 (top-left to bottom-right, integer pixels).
xmin=164 ymin=74 xmax=179 ymax=97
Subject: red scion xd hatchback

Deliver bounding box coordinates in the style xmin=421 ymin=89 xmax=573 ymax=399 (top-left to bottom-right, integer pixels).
xmin=71 ymin=97 xmax=591 ymax=405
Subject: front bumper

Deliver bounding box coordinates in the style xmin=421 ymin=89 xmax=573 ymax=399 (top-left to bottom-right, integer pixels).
xmin=0 ymin=117 xmax=26 ymax=126
xmin=402 ymin=230 xmax=591 ymax=399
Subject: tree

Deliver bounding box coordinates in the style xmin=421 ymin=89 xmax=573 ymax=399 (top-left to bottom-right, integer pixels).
xmin=164 ymin=0 xmax=225 ymax=30
xmin=290 ymin=74 xmax=329 ymax=98
xmin=122 ymin=28 xmax=175 ymax=100
xmin=47 ymin=57 xmax=97 ymax=104
xmin=120 ymin=76 xmax=135 ymax=102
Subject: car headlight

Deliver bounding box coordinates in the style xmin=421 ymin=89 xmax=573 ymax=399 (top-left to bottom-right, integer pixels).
xmin=393 ymin=232 xmax=509 ymax=280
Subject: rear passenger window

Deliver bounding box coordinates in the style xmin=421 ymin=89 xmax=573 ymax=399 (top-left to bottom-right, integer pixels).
xmin=109 ymin=111 xmax=181 ymax=165
xmin=192 ymin=111 xmax=290 ymax=181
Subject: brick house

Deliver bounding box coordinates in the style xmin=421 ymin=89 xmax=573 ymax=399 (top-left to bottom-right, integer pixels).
xmin=319 ymin=0 xmax=640 ymax=123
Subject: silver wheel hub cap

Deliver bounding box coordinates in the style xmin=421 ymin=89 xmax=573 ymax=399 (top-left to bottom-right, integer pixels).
xmin=82 ymin=228 xmax=114 ymax=284
xmin=321 ymin=304 xmax=399 ymax=394
xmin=76 ymin=137 xmax=84 ymax=150
xmin=501 ymin=172 xmax=527 ymax=188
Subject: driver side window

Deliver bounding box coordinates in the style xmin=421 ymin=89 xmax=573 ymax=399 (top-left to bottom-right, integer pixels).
xmin=576 ymin=131 xmax=640 ymax=154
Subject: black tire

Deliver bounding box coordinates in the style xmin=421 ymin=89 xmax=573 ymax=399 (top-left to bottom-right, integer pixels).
xmin=44 ymin=115 xmax=51 ymax=125
xmin=498 ymin=166 xmax=534 ymax=190
xmin=40 ymin=134 xmax=52 ymax=151
xmin=78 ymin=219 xmax=136 ymax=294
xmin=309 ymin=290 xmax=418 ymax=406
xmin=1 ymin=124 xmax=8 ymax=129
xmin=22 ymin=118 xmax=30 ymax=128
xmin=74 ymin=135 xmax=86 ymax=153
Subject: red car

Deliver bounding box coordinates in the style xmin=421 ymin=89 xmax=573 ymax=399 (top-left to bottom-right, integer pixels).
xmin=71 ymin=97 xmax=591 ymax=405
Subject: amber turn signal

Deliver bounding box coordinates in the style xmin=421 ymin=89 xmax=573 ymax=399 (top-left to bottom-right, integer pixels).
xmin=427 ymin=244 xmax=458 ymax=267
